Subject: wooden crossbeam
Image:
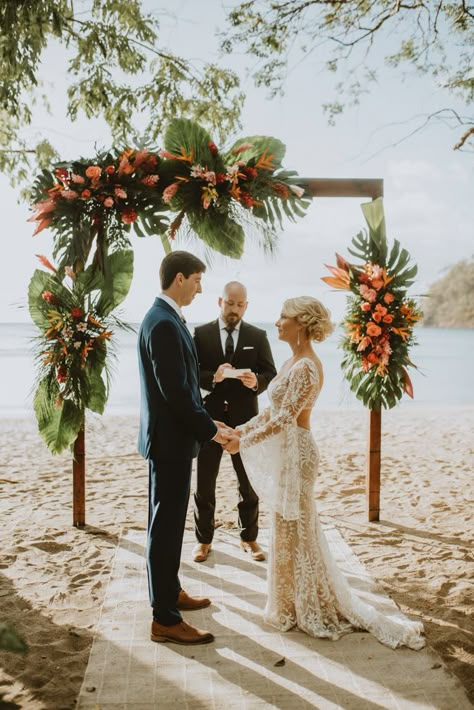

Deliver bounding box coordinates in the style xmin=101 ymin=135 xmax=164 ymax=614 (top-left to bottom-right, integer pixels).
xmin=296 ymin=177 xmax=384 ymax=199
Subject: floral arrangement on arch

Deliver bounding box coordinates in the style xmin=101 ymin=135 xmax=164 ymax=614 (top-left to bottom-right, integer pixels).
xmin=28 ymin=118 xmax=310 ymax=266
xmin=322 ymin=198 xmax=422 ymax=410
xmin=29 ymin=252 xmax=134 ymax=454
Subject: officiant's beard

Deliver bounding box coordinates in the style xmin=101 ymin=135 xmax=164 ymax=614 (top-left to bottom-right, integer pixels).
xmin=224 ymin=313 xmax=241 ymax=326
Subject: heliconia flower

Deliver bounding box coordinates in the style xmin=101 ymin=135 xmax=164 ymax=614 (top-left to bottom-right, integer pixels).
xmin=366 ymin=322 xmax=382 ymax=337
xmin=322 ymin=264 xmax=351 ymax=290
xmin=105 ymin=165 xmax=115 ymax=175
xmin=121 ymin=209 xmax=137 ymax=224
xmin=231 ymin=143 xmax=254 ymax=154
xmin=81 ymin=189 xmax=92 ymax=198
xmin=158 ymin=149 xmax=178 ymax=160
xmin=133 ymin=149 xmax=150 ymax=169
xmin=383 ymin=292 xmax=395 ymax=304
xmin=357 ymin=336 xmax=372 ymax=351
xmin=208 ymin=141 xmax=218 ymax=155
xmin=71 ymin=173 xmax=85 ymax=184
xmin=392 ymin=326 xmax=410 ymax=341
xmin=85 ymin=165 xmax=102 ymax=181
xmin=141 ymin=174 xmax=160 ymax=186
xmin=118 ymin=157 xmax=134 ymax=176
xmin=401 ymin=367 xmax=414 ymax=398
xmin=71 ymin=307 xmax=84 ymax=319
xmin=36 ymin=254 xmax=57 ymax=273
xmin=272 ymin=182 xmax=290 ymax=199
xmin=104 ymin=197 xmax=114 ymax=208
xmin=162 ymin=182 xmax=180 ymax=203
xmin=114 ymin=187 xmax=127 ymax=199
xmin=289 ymin=184 xmax=305 ymax=198
xmin=31 ymin=217 xmax=52 ymax=236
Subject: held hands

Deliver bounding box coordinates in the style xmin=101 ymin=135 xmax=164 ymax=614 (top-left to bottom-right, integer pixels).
xmin=212 ymin=421 xmax=241 ymax=453
xmin=223 ymin=434 xmax=240 ymax=455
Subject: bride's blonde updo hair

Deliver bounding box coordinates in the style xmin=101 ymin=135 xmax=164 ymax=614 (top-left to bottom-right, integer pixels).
xmin=283 ymin=296 xmax=334 ymax=343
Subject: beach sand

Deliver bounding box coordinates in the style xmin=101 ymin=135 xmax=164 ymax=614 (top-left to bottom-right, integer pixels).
xmin=0 ymin=407 xmax=473 ymax=708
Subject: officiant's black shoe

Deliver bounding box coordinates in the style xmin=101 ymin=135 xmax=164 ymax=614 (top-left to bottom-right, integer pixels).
xmin=151 ymin=620 xmax=214 ymax=645
xmin=177 ymin=589 xmax=211 ymax=611
xmin=192 ymin=542 xmax=211 ymax=562
xmin=240 ymin=540 xmax=265 ymax=561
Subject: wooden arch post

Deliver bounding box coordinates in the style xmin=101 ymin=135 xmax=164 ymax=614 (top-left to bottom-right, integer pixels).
xmin=297 ymin=177 xmax=384 ymax=522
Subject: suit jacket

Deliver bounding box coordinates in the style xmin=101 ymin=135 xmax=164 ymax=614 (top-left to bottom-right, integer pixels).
xmin=137 ymin=298 xmax=217 ymax=461
xmin=194 ymin=320 xmax=277 ymax=427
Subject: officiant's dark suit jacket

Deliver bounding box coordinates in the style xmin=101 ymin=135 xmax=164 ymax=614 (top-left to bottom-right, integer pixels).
xmin=194 ymin=319 xmax=277 ymax=427
xmin=137 ymin=297 xmax=217 ymax=625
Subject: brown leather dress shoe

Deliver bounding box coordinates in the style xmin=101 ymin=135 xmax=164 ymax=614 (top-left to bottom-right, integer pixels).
xmin=150 ymin=620 xmax=214 ymax=645
xmin=192 ymin=542 xmax=211 ymax=562
xmin=177 ymin=589 xmax=211 ymax=611
xmin=240 ymin=540 xmax=265 ymax=561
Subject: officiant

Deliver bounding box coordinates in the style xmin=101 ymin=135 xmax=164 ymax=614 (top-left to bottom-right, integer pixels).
xmin=192 ymin=281 xmax=277 ymax=563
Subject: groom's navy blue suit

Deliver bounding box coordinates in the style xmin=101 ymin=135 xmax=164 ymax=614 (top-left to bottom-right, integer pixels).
xmin=138 ymin=297 xmax=217 ymax=625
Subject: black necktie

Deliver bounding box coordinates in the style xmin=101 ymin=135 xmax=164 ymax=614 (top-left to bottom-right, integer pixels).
xmin=224 ymin=326 xmax=235 ymax=362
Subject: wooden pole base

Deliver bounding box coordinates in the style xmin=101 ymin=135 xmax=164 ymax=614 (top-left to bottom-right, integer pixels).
xmin=367 ymin=409 xmax=381 ymax=522
xmin=73 ymin=427 xmax=85 ymax=528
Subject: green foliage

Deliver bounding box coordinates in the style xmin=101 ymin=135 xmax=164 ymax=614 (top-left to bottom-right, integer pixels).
xmin=222 ymin=0 xmax=474 ymax=151
xmin=34 ymin=377 xmax=84 ymax=454
xmin=0 ymin=623 xmax=28 ymax=655
xmin=0 ymin=0 xmax=243 ymax=189
xmin=422 ymin=258 xmax=474 ymax=328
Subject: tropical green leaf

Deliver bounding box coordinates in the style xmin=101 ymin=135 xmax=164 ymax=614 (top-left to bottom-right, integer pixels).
xmin=164 ymin=118 xmax=215 ymax=167
xmin=28 ymin=269 xmax=72 ymax=329
xmin=188 ymin=211 xmax=244 ymax=258
xmin=94 ymin=249 xmax=134 ymax=316
xmin=224 ymin=135 xmax=286 ymax=169
xmin=34 ymin=378 xmax=83 ymax=454
xmin=86 ymin=366 xmax=107 ymax=414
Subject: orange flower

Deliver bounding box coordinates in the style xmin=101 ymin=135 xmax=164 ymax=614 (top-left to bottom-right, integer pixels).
xmin=383 ymin=292 xmax=395 ymax=304
xmin=383 ymin=314 xmax=394 ymax=323
xmin=85 ymin=165 xmax=102 ymax=181
xmin=321 ymin=264 xmax=351 ymax=290
xmin=367 ymin=352 xmax=379 ymax=364
xmin=401 ymin=367 xmax=414 ymax=398
xmin=392 ymin=326 xmax=410 ymax=341
xmin=366 ymin=322 xmax=382 ymax=337
xmin=361 ymin=302 xmax=371 ymax=312
xmin=371 ymin=278 xmax=384 ymax=290
xmin=357 ymin=336 xmax=372 ymax=351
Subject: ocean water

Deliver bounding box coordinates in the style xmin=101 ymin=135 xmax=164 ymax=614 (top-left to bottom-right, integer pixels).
xmin=1 ymin=322 xmax=473 ymax=417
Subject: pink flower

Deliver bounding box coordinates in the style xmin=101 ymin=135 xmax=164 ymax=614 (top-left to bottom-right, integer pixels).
xmin=81 ymin=189 xmax=91 ymax=198
xmin=359 ymin=285 xmax=377 ymax=303
xmin=361 ymin=302 xmax=371 ymax=312
xmin=104 ymin=197 xmax=114 ymax=207
xmin=114 ymin=187 xmax=127 ymax=199
xmin=232 ymin=143 xmax=254 ymax=154
xmin=121 ymin=209 xmax=137 ymax=224
xmin=60 ymin=190 xmax=79 ymax=200
xmin=71 ymin=173 xmax=85 ymax=184
xmin=85 ymin=165 xmax=102 ymax=181
xmin=105 ymin=165 xmax=115 ymax=175
xmin=41 ymin=291 xmax=57 ymax=304
xmin=162 ymin=182 xmax=179 ymax=203
xmin=383 ymin=292 xmax=395 ymax=304
xmin=141 ymin=174 xmax=160 ymax=186
xmin=383 ymin=314 xmax=394 ymax=323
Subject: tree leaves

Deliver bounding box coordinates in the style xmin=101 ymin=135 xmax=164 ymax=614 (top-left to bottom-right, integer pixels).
xmin=34 ymin=378 xmax=83 ymax=454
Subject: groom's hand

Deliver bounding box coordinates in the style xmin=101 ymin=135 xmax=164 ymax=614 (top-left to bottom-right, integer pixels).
xmin=212 ymin=424 xmax=233 ymax=445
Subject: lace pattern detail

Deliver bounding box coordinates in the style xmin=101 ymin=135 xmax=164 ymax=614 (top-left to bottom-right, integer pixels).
xmin=239 ymin=357 xmax=425 ymax=650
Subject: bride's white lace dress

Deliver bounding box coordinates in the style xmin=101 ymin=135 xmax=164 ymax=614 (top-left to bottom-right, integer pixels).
xmin=238 ymin=357 xmax=425 ymax=650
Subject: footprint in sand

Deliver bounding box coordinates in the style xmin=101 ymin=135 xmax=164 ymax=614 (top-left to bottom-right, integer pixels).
xmin=30 ymin=541 xmax=71 ymax=554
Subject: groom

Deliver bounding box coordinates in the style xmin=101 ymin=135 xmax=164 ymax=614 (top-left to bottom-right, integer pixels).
xmin=137 ymin=251 xmax=230 ymax=645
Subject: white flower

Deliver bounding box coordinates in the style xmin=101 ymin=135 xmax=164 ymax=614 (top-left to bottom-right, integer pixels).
xmin=62 ymin=327 xmax=73 ymax=338
xmin=190 ymin=164 xmax=205 ymax=178
xmin=289 ymin=184 xmax=305 ymax=198
xmin=76 ymin=322 xmax=87 ymax=332
xmin=203 ymin=170 xmax=216 ymax=184
xmin=73 ymin=341 xmax=82 ymax=349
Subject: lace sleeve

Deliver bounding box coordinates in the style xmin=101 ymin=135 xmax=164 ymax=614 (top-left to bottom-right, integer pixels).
xmin=239 ymin=360 xmax=320 ymax=521
xmin=237 ymin=407 xmax=270 ymax=437
xmin=241 ymin=360 xmax=319 ymax=448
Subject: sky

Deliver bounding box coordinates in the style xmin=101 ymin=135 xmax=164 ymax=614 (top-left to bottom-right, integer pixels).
xmin=1 ymin=0 xmax=473 ymax=325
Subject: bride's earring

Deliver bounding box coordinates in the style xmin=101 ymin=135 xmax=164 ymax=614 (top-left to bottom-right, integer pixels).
xmin=297 ymin=330 xmax=301 ymax=347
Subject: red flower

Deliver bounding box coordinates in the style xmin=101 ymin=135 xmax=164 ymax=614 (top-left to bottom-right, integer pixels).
xmin=272 ymin=182 xmax=290 ymax=199
xmin=241 ymin=166 xmax=258 ymax=180
xmin=81 ymin=189 xmax=91 ymax=198
xmin=71 ymin=307 xmax=84 ymax=319
xmin=105 ymin=165 xmax=115 ymax=175
xmin=55 ymin=168 xmax=69 ymax=181
xmin=56 ymin=366 xmax=68 ymax=383
xmin=121 ymin=209 xmax=137 ymax=224
xmin=208 ymin=141 xmax=218 ymax=155
xmin=41 ymin=291 xmax=57 ymax=304
xmin=240 ymin=191 xmax=254 ymax=208
xmin=216 ymin=173 xmax=227 ymax=184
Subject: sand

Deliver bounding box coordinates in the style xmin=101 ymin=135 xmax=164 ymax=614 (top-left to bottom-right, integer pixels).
xmin=0 ymin=407 xmax=473 ymax=708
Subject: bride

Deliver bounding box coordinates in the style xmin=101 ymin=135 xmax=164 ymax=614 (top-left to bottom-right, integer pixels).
xmin=224 ymin=296 xmax=425 ymax=650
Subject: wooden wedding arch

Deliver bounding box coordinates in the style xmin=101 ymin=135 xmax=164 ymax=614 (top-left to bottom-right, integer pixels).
xmin=70 ymin=178 xmax=385 ymax=527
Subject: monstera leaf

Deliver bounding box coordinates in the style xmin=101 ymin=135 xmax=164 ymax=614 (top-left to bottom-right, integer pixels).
xmin=188 ymin=211 xmax=245 ymax=258
xmin=224 ymin=136 xmax=286 ymax=170
xmin=164 ymin=118 xmax=217 ymax=168
xmin=28 ymin=269 xmax=72 ymax=329
xmin=77 ymin=249 xmax=134 ymax=316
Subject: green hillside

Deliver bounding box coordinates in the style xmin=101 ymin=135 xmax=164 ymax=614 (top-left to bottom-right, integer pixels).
xmin=422 ymin=259 xmax=474 ymax=328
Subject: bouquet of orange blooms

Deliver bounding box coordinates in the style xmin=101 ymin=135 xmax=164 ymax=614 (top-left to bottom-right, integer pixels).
xmin=322 ymin=198 xmax=422 ymax=410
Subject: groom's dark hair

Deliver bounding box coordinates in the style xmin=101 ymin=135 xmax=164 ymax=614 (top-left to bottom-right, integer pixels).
xmin=160 ymin=251 xmax=206 ymax=290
